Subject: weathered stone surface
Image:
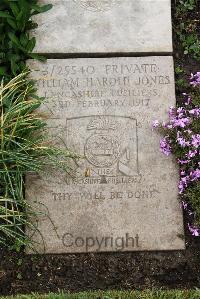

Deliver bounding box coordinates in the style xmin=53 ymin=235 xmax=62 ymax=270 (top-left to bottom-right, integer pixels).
xmin=26 ymin=57 xmax=185 ymax=253
xmin=33 ymin=0 xmax=172 ymax=53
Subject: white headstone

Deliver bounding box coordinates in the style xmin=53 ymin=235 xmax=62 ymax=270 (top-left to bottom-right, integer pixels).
xmin=26 ymin=56 xmax=185 ymax=253
xmin=32 ymin=0 xmax=173 ymax=53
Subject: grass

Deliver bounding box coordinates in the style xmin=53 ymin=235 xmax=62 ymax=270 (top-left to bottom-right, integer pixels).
xmin=1 ymin=290 xmax=200 ymax=299
xmin=0 ymin=72 xmax=77 ymax=250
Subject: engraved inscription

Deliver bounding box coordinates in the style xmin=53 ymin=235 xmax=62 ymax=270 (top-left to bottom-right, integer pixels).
xmin=34 ymin=62 xmax=170 ymax=115
xmin=73 ymin=0 xmax=121 ymax=12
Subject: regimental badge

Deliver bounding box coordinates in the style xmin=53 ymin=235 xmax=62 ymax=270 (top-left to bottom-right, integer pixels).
xmin=85 ymin=117 xmax=120 ymax=168
xmin=65 ymin=115 xmax=139 ymax=181
xmin=73 ymin=0 xmax=121 ymax=12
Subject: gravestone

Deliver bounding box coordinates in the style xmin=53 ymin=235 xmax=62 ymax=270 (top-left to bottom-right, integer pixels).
xmin=26 ymin=56 xmax=185 ymax=253
xmin=32 ymin=0 xmax=172 ymax=53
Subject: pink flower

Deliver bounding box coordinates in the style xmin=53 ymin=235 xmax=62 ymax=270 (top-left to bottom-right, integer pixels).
xmin=189 ymin=108 xmax=200 ymax=117
xmin=178 ymin=159 xmax=190 ymax=165
xmin=152 ymin=120 xmax=160 ymax=128
xmin=188 ymin=223 xmax=200 ymax=237
xmin=180 ymin=170 xmax=186 ymax=176
xmin=186 ymin=150 xmax=197 ymax=158
xmin=184 ymin=129 xmax=192 ymax=134
xmin=160 ymin=137 xmax=171 ymax=156
xmin=191 ymin=134 xmax=200 ymax=148
xmin=169 ymin=106 xmax=176 ymax=118
xmin=182 ymin=201 xmax=188 ymax=209
xmin=177 ymin=107 xmax=185 ymax=118
xmin=152 ymin=86 xmax=200 ymax=238
xmin=172 ymin=117 xmax=190 ymax=128
xmin=178 ymin=176 xmax=189 ymax=194
xmin=182 ymin=93 xmax=192 ymax=105
xmin=190 ymin=72 xmax=200 ymax=87
xmin=188 ymin=210 xmax=194 ymax=216
xmin=190 ymin=169 xmax=200 ymax=181
xmin=177 ymin=137 xmax=190 ymax=147
xmin=166 ymin=124 xmax=173 ymax=129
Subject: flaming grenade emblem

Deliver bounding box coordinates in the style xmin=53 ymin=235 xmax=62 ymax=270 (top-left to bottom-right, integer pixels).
xmin=84 ymin=116 xmax=120 ymax=168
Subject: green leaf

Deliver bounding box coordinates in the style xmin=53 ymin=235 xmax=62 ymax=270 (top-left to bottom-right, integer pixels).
xmin=26 ymin=37 xmax=36 ymax=52
xmin=8 ymin=32 xmax=21 ymax=47
xmin=20 ymin=33 xmax=29 ymax=48
xmin=31 ymin=4 xmax=52 ymax=15
xmin=8 ymin=32 xmax=25 ymax=52
xmin=9 ymin=3 xmax=20 ymax=18
xmin=11 ymin=59 xmax=19 ymax=75
xmin=0 ymin=66 xmax=7 ymax=75
xmin=28 ymin=53 xmax=46 ymax=61
xmin=16 ymin=10 xmax=23 ymax=21
xmin=0 ymin=0 xmax=52 ymax=78
xmin=7 ymin=18 xmax=18 ymax=30
xmin=0 ymin=11 xmax=14 ymax=19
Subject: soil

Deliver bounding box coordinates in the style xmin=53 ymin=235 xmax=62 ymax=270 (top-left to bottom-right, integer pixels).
xmin=0 ymin=0 xmax=200 ymax=296
xmin=0 ymin=226 xmax=200 ymax=295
